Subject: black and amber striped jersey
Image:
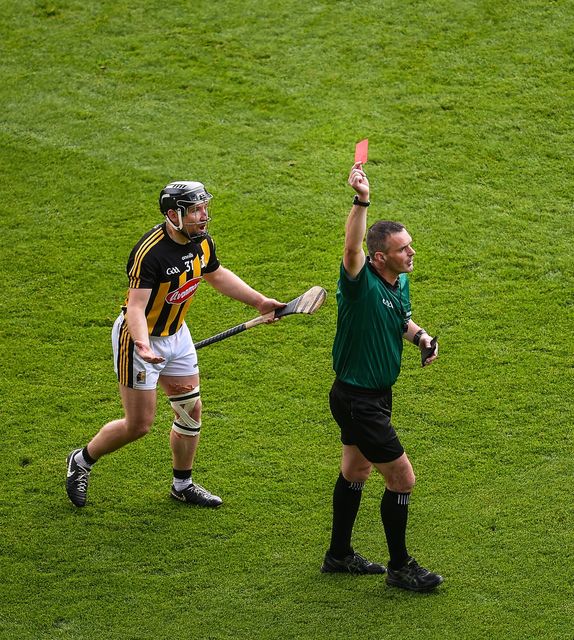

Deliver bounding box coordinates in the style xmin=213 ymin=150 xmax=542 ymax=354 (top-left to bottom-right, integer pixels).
xmin=123 ymin=222 xmax=220 ymax=337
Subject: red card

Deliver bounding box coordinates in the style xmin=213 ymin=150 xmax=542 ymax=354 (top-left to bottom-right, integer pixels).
xmin=354 ymin=138 xmax=368 ymax=164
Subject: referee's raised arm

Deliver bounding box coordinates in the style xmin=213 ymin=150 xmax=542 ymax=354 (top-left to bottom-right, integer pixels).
xmin=344 ymin=162 xmax=370 ymax=278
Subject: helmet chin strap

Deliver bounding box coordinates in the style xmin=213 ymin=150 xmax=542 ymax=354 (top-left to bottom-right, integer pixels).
xmin=165 ymin=210 xmax=185 ymax=234
xmin=166 ymin=209 xmax=211 ymax=242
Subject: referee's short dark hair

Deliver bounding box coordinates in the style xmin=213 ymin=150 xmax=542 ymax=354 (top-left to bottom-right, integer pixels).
xmin=366 ymin=221 xmax=405 ymax=258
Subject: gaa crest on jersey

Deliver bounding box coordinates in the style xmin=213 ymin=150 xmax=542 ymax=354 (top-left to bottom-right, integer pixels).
xmin=165 ymin=277 xmax=201 ymax=305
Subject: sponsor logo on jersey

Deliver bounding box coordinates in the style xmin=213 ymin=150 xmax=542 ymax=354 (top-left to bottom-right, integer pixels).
xmin=381 ymin=297 xmax=394 ymax=309
xmin=166 ymin=266 xmax=181 ymax=275
xmin=165 ymin=278 xmax=201 ymax=304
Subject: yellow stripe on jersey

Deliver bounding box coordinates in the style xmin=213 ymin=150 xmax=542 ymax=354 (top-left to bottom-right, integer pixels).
xmin=200 ymin=238 xmax=211 ymax=266
xmin=129 ymin=227 xmax=164 ymax=288
xmin=176 ymin=296 xmax=195 ymax=329
xmin=162 ymin=272 xmax=188 ymax=335
xmin=192 ymin=254 xmax=201 ymax=277
xmin=146 ymin=281 xmax=172 ymax=333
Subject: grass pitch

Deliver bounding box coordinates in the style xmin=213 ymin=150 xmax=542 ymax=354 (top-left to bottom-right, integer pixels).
xmin=1 ymin=1 xmax=573 ymax=638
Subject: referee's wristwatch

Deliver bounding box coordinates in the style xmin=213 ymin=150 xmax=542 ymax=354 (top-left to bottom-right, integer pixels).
xmin=413 ymin=329 xmax=428 ymax=347
xmin=353 ymin=195 xmax=370 ymax=207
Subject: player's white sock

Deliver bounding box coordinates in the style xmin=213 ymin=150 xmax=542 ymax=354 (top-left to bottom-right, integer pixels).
xmin=173 ymin=477 xmax=192 ymax=491
xmin=74 ymin=450 xmax=93 ymax=470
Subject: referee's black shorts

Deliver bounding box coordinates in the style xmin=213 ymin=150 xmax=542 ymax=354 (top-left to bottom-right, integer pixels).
xmin=329 ymin=378 xmax=405 ymax=464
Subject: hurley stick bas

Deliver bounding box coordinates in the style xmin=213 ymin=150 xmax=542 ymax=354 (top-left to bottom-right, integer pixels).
xmin=194 ymin=285 xmax=327 ymax=350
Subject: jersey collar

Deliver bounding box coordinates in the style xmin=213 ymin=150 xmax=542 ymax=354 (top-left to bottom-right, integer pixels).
xmin=367 ymin=257 xmax=400 ymax=291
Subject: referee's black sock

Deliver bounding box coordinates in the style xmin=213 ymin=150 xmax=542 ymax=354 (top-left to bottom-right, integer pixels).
xmin=380 ymin=488 xmax=410 ymax=569
xmin=328 ymin=472 xmax=365 ymax=559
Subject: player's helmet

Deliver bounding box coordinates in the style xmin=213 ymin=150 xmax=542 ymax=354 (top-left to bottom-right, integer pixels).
xmin=159 ymin=181 xmax=213 ymax=217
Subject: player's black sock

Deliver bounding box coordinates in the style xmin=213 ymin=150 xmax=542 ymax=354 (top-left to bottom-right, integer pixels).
xmin=74 ymin=446 xmax=96 ymax=469
xmin=380 ymin=488 xmax=410 ymax=569
xmin=328 ymin=472 xmax=365 ymax=559
xmin=82 ymin=447 xmax=97 ymax=465
xmin=173 ymin=468 xmax=192 ymax=491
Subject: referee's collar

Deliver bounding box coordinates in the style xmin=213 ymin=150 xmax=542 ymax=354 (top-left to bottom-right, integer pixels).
xmin=367 ymin=257 xmax=399 ymax=291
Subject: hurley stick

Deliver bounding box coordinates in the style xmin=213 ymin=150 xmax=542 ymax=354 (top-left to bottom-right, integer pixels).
xmin=194 ymin=286 xmax=326 ymax=350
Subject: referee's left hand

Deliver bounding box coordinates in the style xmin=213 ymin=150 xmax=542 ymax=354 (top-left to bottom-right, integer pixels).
xmin=420 ymin=335 xmax=438 ymax=366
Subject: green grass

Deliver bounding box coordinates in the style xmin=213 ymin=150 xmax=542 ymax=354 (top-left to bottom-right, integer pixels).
xmin=1 ymin=0 xmax=573 ymax=638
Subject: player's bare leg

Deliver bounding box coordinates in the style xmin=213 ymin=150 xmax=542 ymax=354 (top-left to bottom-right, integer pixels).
xmin=169 ymin=429 xmax=200 ymax=469
xmin=66 ymin=386 xmax=156 ymax=507
xmin=160 ymin=374 xmax=222 ymax=507
xmin=88 ymin=386 xmax=157 ymax=458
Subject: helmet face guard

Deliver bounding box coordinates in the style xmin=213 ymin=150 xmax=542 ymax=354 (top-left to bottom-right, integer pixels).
xmin=159 ymin=181 xmax=213 ymax=241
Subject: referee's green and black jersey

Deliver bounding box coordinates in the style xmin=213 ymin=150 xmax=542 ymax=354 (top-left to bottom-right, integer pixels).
xmin=123 ymin=222 xmax=220 ymax=337
xmin=332 ymin=259 xmax=412 ymax=390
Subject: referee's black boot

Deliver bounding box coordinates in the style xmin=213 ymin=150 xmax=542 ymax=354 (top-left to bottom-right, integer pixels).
xmin=386 ymin=557 xmax=443 ymax=592
xmin=321 ymin=550 xmax=386 ymax=575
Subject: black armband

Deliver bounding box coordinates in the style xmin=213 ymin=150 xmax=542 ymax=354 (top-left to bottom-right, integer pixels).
xmin=413 ymin=329 xmax=426 ymax=347
xmin=353 ymin=195 xmax=370 ymax=207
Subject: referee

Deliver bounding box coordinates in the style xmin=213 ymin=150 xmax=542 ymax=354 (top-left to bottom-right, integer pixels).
xmin=320 ymin=162 xmax=443 ymax=592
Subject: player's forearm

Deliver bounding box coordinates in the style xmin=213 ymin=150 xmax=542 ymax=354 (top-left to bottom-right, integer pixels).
xmin=204 ymin=267 xmax=265 ymax=308
xmin=125 ymin=288 xmax=153 ymax=345
xmin=125 ymin=308 xmax=151 ymax=345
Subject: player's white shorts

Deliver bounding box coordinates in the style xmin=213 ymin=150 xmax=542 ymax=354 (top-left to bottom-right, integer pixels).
xmin=112 ymin=314 xmax=199 ymax=390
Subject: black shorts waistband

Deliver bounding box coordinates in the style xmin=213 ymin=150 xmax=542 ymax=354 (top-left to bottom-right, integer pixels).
xmin=333 ymin=378 xmax=392 ymax=397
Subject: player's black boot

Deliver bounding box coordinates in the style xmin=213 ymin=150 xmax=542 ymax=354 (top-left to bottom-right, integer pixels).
xmin=66 ymin=449 xmax=91 ymax=507
xmin=386 ymin=557 xmax=443 ymax=592
xmin=170 ymin=483 xmax=223 ymax=508
xmin=321 ymin=550 xmax=386 ymax=575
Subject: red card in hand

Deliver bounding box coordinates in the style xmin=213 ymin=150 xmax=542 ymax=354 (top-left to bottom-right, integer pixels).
xmin=354 ymin=139 xmax=368 ymax=164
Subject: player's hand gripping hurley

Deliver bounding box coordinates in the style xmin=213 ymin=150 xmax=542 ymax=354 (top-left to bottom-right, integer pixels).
xmin=194 ymin=286 xmax=327 ymax=350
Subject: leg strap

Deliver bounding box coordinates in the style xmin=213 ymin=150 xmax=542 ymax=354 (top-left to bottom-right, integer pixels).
xmin=169 ymin=388 xmax=201 ymax=436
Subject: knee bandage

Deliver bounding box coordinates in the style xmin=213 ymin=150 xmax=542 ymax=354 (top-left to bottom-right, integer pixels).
xmin=169 ymin=387 xmax=201 ymax=436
